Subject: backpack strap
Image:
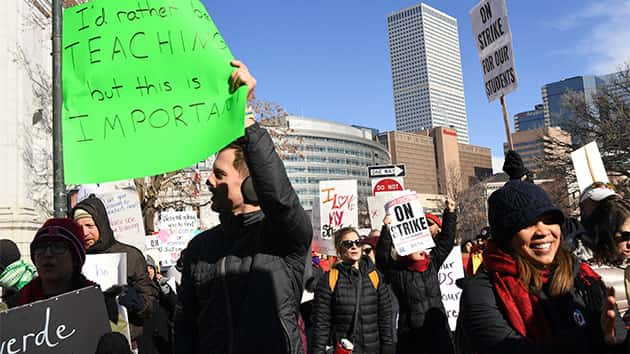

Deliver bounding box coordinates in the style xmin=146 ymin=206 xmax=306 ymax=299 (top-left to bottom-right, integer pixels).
xmin=328 ymin=268 xmax=339 ymax=292
xmin=367 ymin=270 xmax=379 ymax=289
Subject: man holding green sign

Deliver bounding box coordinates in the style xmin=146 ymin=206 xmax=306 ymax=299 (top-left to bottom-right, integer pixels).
xmin=175 ymin=63 xmax=312 ymax=353
xmin=62 ymin=0 xmax=248 ymax=184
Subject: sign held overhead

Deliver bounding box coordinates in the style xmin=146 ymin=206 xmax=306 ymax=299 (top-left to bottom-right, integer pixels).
xmin=470 ymin=0 xmax=518 ymax=102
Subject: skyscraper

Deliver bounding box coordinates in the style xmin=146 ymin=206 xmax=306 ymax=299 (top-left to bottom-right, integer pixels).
xmin=387 ymin=3 xmax=469 ymax=143
xmin=541 ymin=76 xmax=603 ymax=131
xmin=514 ymin=104 xmax=545 ymax=132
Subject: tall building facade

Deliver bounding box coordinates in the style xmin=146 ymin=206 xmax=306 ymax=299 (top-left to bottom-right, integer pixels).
xmin=268 ymin=116 xmax=391 ymax=210
xmin=387 ymin=3 xmax=469 ymax=143
xmin=505 ymin=127 xmax=571 ymax=174
xmin=514 ymin=104 xmax=545 ymax=132
xmin=377 ymin=128 xmax=492 ymax=195
xmin=0 ymin=0 xmax=52 ymax=255
xmin=541 ymin=76 xmax=603 ymax=131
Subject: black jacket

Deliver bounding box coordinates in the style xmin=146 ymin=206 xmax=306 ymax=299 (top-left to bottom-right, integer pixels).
xmin=72 ymin=196 xmax=158 ymax=341
xmin=175 ymin=123 xmax=312 ymax=354
xmin=457 ymin=261 xmax=628 ymax=354
xmin=375 ymin=209 xmax=456 ymax=354
xmin=311 ymin=257 xmax=394 ymax=354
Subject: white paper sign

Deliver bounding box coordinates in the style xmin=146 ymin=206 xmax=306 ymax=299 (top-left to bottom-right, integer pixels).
xmin=570 ymin=141 xmax=609 ymax=193
xmin=385 ymin=192 xmax=435 ymax=255
xmin=470 ymin=0 xmax=518 ymax=102
xmin=157 ymin=211 xmax=198 ymax=267
xmin=315 ymin=180 xmax=358 ymax=255
xmin=438 ymin=247 xmax=466 ymax=330
xmin=82 ymin=253 xmax=127 ymax=290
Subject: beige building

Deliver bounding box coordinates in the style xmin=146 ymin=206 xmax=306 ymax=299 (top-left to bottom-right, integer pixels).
xmin=507 ymin=127 xmax=571 ymax=173
xmin=377 ymin=128 xmax=492 ymax=195
xmin=376 ymin=131 xmax=438 ymax=194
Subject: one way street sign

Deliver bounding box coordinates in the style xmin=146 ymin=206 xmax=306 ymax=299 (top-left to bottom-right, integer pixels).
xmin=368 ymin=164 xmax=406 ymax=178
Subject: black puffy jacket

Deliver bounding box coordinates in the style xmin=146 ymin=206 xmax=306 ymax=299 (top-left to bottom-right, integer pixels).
xmin=175 ymin=123 xmax=312 ymax=354
xmin=457 ymin=261 xmax=628 ymax=354
xmin=72 ymin=196 xmax=158 ymax=342
xmin=311 ymin=257 xmax=394 ymax=354
xmin=375 ymin=209 xmax=456 ymax=354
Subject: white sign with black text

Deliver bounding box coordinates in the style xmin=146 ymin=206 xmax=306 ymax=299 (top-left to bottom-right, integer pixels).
xmin=470 ymin=0 xmax=518 ymax=102
xmin=438 ymin=246 xmax=466 ymax=331
xmin=384 ymin=192 xmax=435 ymax=255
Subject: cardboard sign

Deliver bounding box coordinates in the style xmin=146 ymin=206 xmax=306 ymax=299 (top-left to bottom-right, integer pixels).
xmin=77 ymin=181 xmax=146 ymax=252
xmin=62 ymin=0 xmax=247 ymax=184
xmin=570 ymin=141 xmax=609 ymax=193
xmin=0 ymin=286 xmax=111 ymax=354
xmin=438 ymin=247 xmax=466 ymax=330
xmin=470 ymin=0 xmax=518 ymax=102
xmin=385 ymin=192 xmax=435 ymax=255
xmin=314 ymin=180 xmax=358 ymax=255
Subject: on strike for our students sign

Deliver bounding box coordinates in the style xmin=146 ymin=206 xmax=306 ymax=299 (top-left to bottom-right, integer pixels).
xmin=385 ymin=192 xmax=435 ymax=255
xmin=470 ymin=0 xmax=518 ymax=102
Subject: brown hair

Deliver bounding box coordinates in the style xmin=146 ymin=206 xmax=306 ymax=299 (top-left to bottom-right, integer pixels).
xmin=514 ymin=245 xmax=574 ymax=296
xmin=590 ymin=198 xmax=630 ymax=266
xmin=334 ymin=227 xmax=359 ymax=256
xmin=220 ymin=143 xmax=249 ymax=176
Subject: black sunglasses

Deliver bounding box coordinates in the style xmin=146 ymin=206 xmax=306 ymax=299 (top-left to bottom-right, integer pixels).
xmin=33 ymin=241 xmax=70 ymax=256
xmin=341 ymin=240 xmax=361 ymax=249
xmin=363 ymin=247 xmax=373 ymax=255
xmin=615 ymin=231 xmax=630 ymax=243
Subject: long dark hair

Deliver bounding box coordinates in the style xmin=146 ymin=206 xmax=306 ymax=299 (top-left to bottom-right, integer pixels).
xmin=589 ymin=197 xmax=630 ymax=266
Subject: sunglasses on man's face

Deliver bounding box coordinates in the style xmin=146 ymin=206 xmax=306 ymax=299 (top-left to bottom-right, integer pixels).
xmin=32 ymin=241 xmax=70 ymax=256
xmin=615 ymin=231 xmax=630 ymax=243
xmin=341 ymin=240 xmax=361 ymax=249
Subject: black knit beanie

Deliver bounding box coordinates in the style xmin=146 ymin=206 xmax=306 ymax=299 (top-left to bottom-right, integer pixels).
xmin=488 ymin=180 xmax=565 ymax=247
xmin=503 ymin=150 xmax=531 ymax=180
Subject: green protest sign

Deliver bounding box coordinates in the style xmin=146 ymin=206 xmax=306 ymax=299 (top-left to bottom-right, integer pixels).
xmin=62 ymin=0 xmax=246 ymax=184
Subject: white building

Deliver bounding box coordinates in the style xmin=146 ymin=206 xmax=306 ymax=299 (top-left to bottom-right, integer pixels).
xmin=387 ymin=3 xmax=469 ymax=143
xmin=0 ymin=0 xmax=52 ymax=254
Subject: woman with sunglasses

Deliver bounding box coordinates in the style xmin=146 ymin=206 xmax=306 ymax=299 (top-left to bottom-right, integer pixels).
xmin=583 ymin=197 xmax=630 ymax=317
xmin=375 ymin=199 xmax=457 ymax=354
xmin=311 ymin=227 xmax=394 ymax=354
xmin=18 ymin=218 xmax=95 ymax=305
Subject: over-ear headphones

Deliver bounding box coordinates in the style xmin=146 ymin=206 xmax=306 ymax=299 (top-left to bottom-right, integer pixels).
xmin=241 ymin=176 xmax=259 ymax=206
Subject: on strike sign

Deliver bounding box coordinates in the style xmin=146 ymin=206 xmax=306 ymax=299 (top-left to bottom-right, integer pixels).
xmin=385 ymin=192 xmax=435 ymax=255
xmin=470 ymin=0 xmax=518 ymax=102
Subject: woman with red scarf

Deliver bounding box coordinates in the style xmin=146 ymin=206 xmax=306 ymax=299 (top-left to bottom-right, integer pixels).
xmin=457 ymin=180 xmax=628 ymax=354
xmin=375 ymin=199 xmax=457 ymax=354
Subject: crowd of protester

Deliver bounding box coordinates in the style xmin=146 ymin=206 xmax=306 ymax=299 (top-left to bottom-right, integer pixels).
xmin=1 ymin=62 xmax=629 ymax=354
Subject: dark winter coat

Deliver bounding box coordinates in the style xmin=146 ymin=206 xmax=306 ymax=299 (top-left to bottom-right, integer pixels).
xmin=72 ymin=196 xmax=159 ymax=341
xmin=375 ymin=209 xmax=457 ymax=354
xmin=311 ymin=257 xmax=394 ymax=354
xmin=140 ymin=277 xmax=177 ymax=354
xmin=457 ymin=262 xmax=628 ymax=354
xmin=175 ymin=123 xmax=312 ymax=354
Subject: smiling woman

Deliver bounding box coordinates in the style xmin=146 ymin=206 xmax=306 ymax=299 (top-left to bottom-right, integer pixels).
xmin=457 ymin=180 xmax=628 ymax=354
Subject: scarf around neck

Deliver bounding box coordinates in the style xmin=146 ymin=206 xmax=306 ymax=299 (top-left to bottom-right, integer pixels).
xmin=483 ymin=240 xmax=601 ymax=342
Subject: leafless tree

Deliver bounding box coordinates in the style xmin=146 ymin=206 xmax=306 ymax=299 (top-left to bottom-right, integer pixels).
xmin=544 ymin=63 xmax=630 ymax=200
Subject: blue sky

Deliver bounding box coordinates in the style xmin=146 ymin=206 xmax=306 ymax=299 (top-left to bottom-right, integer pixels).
xmin=202 ymin=0 xmax=630 ymax=171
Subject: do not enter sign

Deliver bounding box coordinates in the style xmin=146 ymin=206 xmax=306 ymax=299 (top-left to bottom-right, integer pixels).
xmin=372 ymin=177 xmax=404 ymax=194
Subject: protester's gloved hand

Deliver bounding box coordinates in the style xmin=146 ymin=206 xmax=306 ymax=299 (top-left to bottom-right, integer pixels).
xmin=103 ymin=286 xmax=123 ymax=323
xmin=158 ymin=277 xmax=171 ymax=295
xmin=117 ymin=285 xmax=145 ymax=312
